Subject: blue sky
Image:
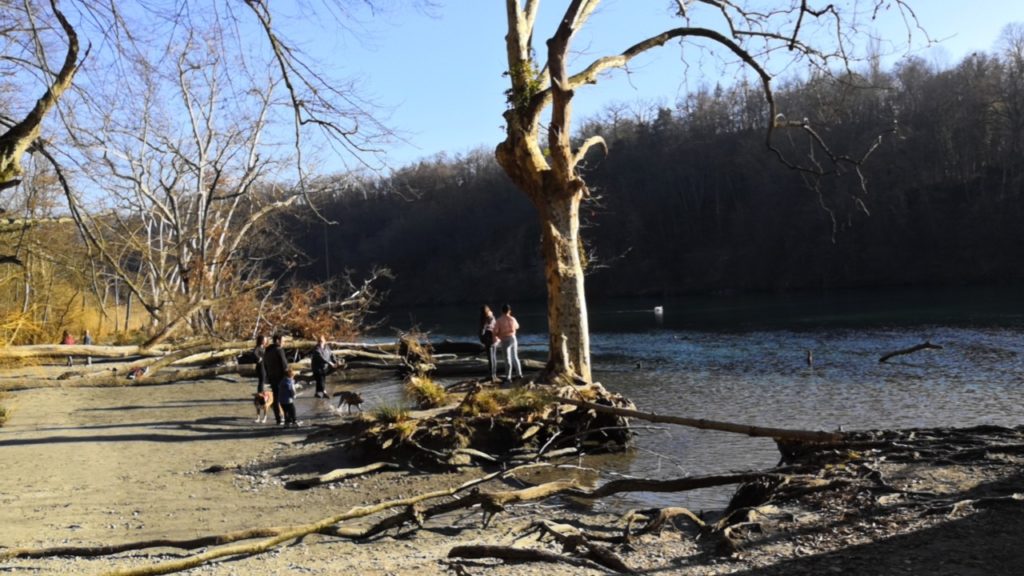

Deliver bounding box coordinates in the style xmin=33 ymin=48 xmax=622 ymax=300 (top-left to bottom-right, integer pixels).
xmin=324 ymin=1 xmax=1024 ymax=169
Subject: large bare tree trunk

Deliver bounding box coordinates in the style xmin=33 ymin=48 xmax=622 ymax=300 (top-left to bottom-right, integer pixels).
xmin=538 ymin=189 xmax=591 ymax=381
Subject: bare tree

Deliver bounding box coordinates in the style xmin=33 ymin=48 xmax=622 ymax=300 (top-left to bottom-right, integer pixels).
xmin=62 ymin=27 xmax=305 ymax=341
xmin=497 ymin=0 xmax=920 ymax=382
xmin=3 ymin=1 xmax=420 ymax=342
xmin=0 ymin=0 xmax=80 ymax=193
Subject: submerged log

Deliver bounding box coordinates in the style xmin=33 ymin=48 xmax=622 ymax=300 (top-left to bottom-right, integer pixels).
xmin=556 ymin=396 xmax=844 ymax=443
xmin=879 ymin=341 xmax=943 ymax=363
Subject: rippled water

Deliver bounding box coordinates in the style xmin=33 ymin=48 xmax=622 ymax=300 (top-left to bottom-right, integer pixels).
xmin=589 ymin=326 xmax=1024 ymax=510
xmin=374 ymin=288 xmax=1024 ymax=510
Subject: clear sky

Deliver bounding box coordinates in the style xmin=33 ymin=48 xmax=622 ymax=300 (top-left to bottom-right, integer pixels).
xmin=324 ymin=1 xmax=1024 ymax=169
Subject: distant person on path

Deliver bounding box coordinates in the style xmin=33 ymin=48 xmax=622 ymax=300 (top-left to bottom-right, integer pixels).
xmin=82 ymin=330 xmax=93 ymax=366
xmin=278 ymin=367 xmax=301 ymax=427
xmin=253 ymin=335 xmax=267 ymax=393
xmin=310 ymin=334 xmax=338 ymax=398
xmin=493 ymin=304 xmax=522 ymax=381
xmin=263 ymin=334 xmax=289 ymax=425
xmin=479 ymin=305 xmax=498 ymax=381
xmin=61 ymin=330 xmax=75 ymax=366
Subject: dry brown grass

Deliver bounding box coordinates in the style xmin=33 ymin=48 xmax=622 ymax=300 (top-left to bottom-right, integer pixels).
xmin=458 ymin=387 xmax=548 ymax=418
xmin=0 ymin=391 xmax=8 ymax=427
xmin=372 ymin=403 xmax=411 ymax=424
xmin=405 ymin=375 xmax=448 ymax=409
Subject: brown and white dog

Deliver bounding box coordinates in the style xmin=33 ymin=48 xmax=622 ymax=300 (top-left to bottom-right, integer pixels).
xmin=335 ymin=390 xmax=364 ymax=414
xmin=253 ymin=390 xmax=274 ymax=423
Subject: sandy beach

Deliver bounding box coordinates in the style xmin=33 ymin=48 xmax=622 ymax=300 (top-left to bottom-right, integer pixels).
xmin=2 ymin=374 xmax=1022 ymax=575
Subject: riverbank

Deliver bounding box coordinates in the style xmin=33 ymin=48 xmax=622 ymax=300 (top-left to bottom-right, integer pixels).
xmin=1 ymin=377 xmax=1021 ymax=575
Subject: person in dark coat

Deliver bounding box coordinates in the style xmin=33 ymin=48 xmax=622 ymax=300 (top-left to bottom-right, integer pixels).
xmin=263 ymin=334 xmax=289 ymax=425
xmin=253 ymin=334 xmax=267 ymax=393
xmin=479 ymin=305 xmax=498 ymax=381
xmin=310 ymin=334 xmax=337 ymax=398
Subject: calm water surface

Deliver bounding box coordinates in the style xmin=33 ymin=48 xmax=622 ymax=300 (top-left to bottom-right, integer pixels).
xmin=372 ymin=287 xmax=1024 ymax=510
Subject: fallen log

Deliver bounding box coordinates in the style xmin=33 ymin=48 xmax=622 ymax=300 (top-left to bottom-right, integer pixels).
xmin=0 ymin=344 xmax=166 ymax=360
xmin=423 ymin=358 xmax=545 ymax=377
xmin=879 ymin=341 xmax=943 ymax=363
xmin=557 ymin=396 xmax=844 ymax=443
xmin=430 ymin=340 xmax=486 ymax=355
xmin=0 ymin=365 xmax=241 ymax=391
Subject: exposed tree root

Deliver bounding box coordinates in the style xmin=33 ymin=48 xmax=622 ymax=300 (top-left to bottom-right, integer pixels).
xmin=448 ymin=544 xmax=605 ymax=571
xmin=622 ymin=507 xmax=706 ymax=540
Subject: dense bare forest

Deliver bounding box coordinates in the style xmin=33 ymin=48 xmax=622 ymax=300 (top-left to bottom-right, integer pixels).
xmin=284 ymin=43 xmax=1024 ymax=306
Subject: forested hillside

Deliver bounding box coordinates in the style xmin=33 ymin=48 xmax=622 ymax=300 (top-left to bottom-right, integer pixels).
xmin=284 ymin=49 xmax=1024 ymax=305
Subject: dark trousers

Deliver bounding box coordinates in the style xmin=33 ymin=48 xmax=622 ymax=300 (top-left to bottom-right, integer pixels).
xmin=282 ymin=402 xmax=297 ymax=424
xmin=314 ymin=372 xmax=327 ymax=396
xmin=270 ymin=383 xmax=283 ymax=424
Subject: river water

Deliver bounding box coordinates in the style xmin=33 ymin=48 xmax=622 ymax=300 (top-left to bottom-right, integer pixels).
xmin=372 ymin=286 xmax=1024 ymax=510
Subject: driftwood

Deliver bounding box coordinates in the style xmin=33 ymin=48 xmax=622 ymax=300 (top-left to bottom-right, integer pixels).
xmin=879 ymin=341 xmax=943 ymax=363
xmin=284 ymin=462 xmax=399 ymax=490
xmin=557 ymin=396 xmax=844 ymax=443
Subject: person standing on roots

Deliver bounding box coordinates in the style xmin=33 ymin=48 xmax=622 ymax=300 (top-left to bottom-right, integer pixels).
xmin=493 ymin=304 xmax=522 ymax=381
xmin=61 ymin=330 xmax=75 ymax=367
xmin=310 ymin=334 xmax=338 ymax=399
xmin=253 ymin=335 xmax=267 ymax=393
xmin=278 ymin=367 xmax=301 ymax=427
xmin=479 ymin=305 xmax=498 ymax=382
xmin=263 ymin=334 xmax=289 ymax=425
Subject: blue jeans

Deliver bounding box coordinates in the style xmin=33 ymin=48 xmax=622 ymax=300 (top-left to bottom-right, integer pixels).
xmin=487 ymin=343 xmax=498 ymax=380
xmin=498 ymin=335 xmax=522 ymax=379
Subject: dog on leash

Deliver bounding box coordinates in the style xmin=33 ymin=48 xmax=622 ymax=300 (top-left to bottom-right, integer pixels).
xmin=253 ymin=390 xmax=274 ymax=423
xmin=335 ymin=390 xmax=364 ymax=414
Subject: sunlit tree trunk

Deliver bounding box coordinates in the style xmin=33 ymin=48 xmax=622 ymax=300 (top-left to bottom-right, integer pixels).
xmin=537 ymin=187 xmax=591 ymax=381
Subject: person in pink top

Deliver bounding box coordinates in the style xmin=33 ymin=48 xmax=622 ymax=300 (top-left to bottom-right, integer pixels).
xmin=493 ymin=304 xmax=522 ymax=381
